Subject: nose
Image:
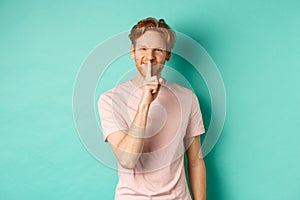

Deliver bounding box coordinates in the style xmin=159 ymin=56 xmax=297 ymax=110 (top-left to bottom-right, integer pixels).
xmin=145 ymin=49 xmax=155 ymax=62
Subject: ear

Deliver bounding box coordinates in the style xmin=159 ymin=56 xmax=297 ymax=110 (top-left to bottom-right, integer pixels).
xmin=130 ymin=45 xmax=135 ymax=59
xmin=165 ymin=51 xmax=172 ymax=61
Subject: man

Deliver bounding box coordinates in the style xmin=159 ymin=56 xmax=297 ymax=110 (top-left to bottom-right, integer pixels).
xmin=98 ymin=17 xmax=206 ymax=200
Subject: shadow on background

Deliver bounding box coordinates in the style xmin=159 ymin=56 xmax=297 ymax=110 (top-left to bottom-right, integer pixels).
xmin=169 ymin=26 xmax=225 ymax=200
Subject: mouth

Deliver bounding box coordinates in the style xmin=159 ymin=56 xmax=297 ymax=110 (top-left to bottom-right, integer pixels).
xmin=142 ymin=62 xmax=156 ymax=67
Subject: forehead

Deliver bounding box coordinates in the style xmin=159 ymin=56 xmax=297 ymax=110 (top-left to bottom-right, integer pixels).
xmin=135 ymin=30 xmax=167 ymax=48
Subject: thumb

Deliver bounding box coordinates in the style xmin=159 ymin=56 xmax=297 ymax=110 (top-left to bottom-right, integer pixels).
xmin=159 ymin=78 xmax=164 ymax=85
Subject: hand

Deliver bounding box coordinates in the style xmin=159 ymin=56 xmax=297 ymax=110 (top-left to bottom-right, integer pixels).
xmin=140 ymin=63 xmax=163 ymax=105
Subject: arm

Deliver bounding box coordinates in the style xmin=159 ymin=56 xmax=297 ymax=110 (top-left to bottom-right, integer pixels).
xmin=107 ymin=63 xmax=162 ymax=169
xmin=186 ymin=136 xmax=206 ymax=200
xmin=107 ymin=102 xmax=150 ymax=169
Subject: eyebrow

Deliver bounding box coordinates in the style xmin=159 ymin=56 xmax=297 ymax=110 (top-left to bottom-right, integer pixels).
xmin=135 ymin=45 xmax=166 ymax=49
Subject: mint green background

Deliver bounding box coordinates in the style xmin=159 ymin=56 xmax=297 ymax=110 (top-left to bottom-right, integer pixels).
xmin=1 ymin=0 xmax=300 ymax=199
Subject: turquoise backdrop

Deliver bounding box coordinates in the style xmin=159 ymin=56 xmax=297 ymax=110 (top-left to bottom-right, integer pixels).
xmin=1 ymin=0 xmax=300 ymax=199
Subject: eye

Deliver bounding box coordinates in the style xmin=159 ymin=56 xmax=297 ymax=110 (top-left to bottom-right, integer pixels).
xmin=154 ymin=48 xmax=164 ymax=53
xmin=139 ymin=47 xmax=147 ymax=51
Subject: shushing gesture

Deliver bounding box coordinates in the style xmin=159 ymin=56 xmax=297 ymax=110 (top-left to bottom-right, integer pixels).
xmin=141 ymin=62 xmax=163 ymax=105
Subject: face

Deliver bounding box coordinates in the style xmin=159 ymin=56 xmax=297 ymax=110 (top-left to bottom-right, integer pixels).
xmin=130 ymin=30 xmax=171 ymax=78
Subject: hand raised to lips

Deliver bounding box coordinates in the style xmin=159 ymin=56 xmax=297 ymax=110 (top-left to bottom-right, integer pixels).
xmin=145 ymin=62 xmax=158 ymax=94
xmin=144 ymin=62 xmax=164 ymax=94
xmin=139 ymin=62 xmax=164 ymax=105
xmin=146 ymin=62 xmax=153 ymax=81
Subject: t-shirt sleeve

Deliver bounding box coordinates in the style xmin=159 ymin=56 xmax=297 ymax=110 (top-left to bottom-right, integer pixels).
xmin=185 ymin=92 xmax=205 ymax=138
xmin=98 ymin=92 xmax=128 ymax=142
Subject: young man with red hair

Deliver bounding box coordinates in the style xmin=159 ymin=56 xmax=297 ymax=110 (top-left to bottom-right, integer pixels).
xmin=98 ymin=17 xmax=206 ymax=200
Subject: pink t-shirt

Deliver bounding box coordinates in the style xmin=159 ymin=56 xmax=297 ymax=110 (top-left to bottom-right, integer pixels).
xmin=98 ymin=79 xmax=205 ymax=200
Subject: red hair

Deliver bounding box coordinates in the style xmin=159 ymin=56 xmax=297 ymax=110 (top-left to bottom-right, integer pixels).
xmin=129 ymin=17 xmax=176 ymax=51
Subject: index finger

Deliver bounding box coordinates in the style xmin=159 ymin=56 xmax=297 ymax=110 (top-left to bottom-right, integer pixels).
xmin=146 ymin=62 xmax=152 ymax=80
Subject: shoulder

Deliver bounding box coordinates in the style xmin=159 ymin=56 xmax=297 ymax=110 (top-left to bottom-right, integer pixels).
xmin=165 ymin=80 xmax=195 ymax=98
xmin=164 ymin=80 xmax=201 ymax=113
xmin=98 ymin=81 xmax=132 ymax=105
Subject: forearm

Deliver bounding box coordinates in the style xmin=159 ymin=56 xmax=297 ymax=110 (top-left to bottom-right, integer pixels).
xmin=116 ymin=103 xmax=150 ymax=168
xmin=110 ymin=71 xmax=160 ymax=169
xmin=188 ymin=158 xmax=206 ymax=200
